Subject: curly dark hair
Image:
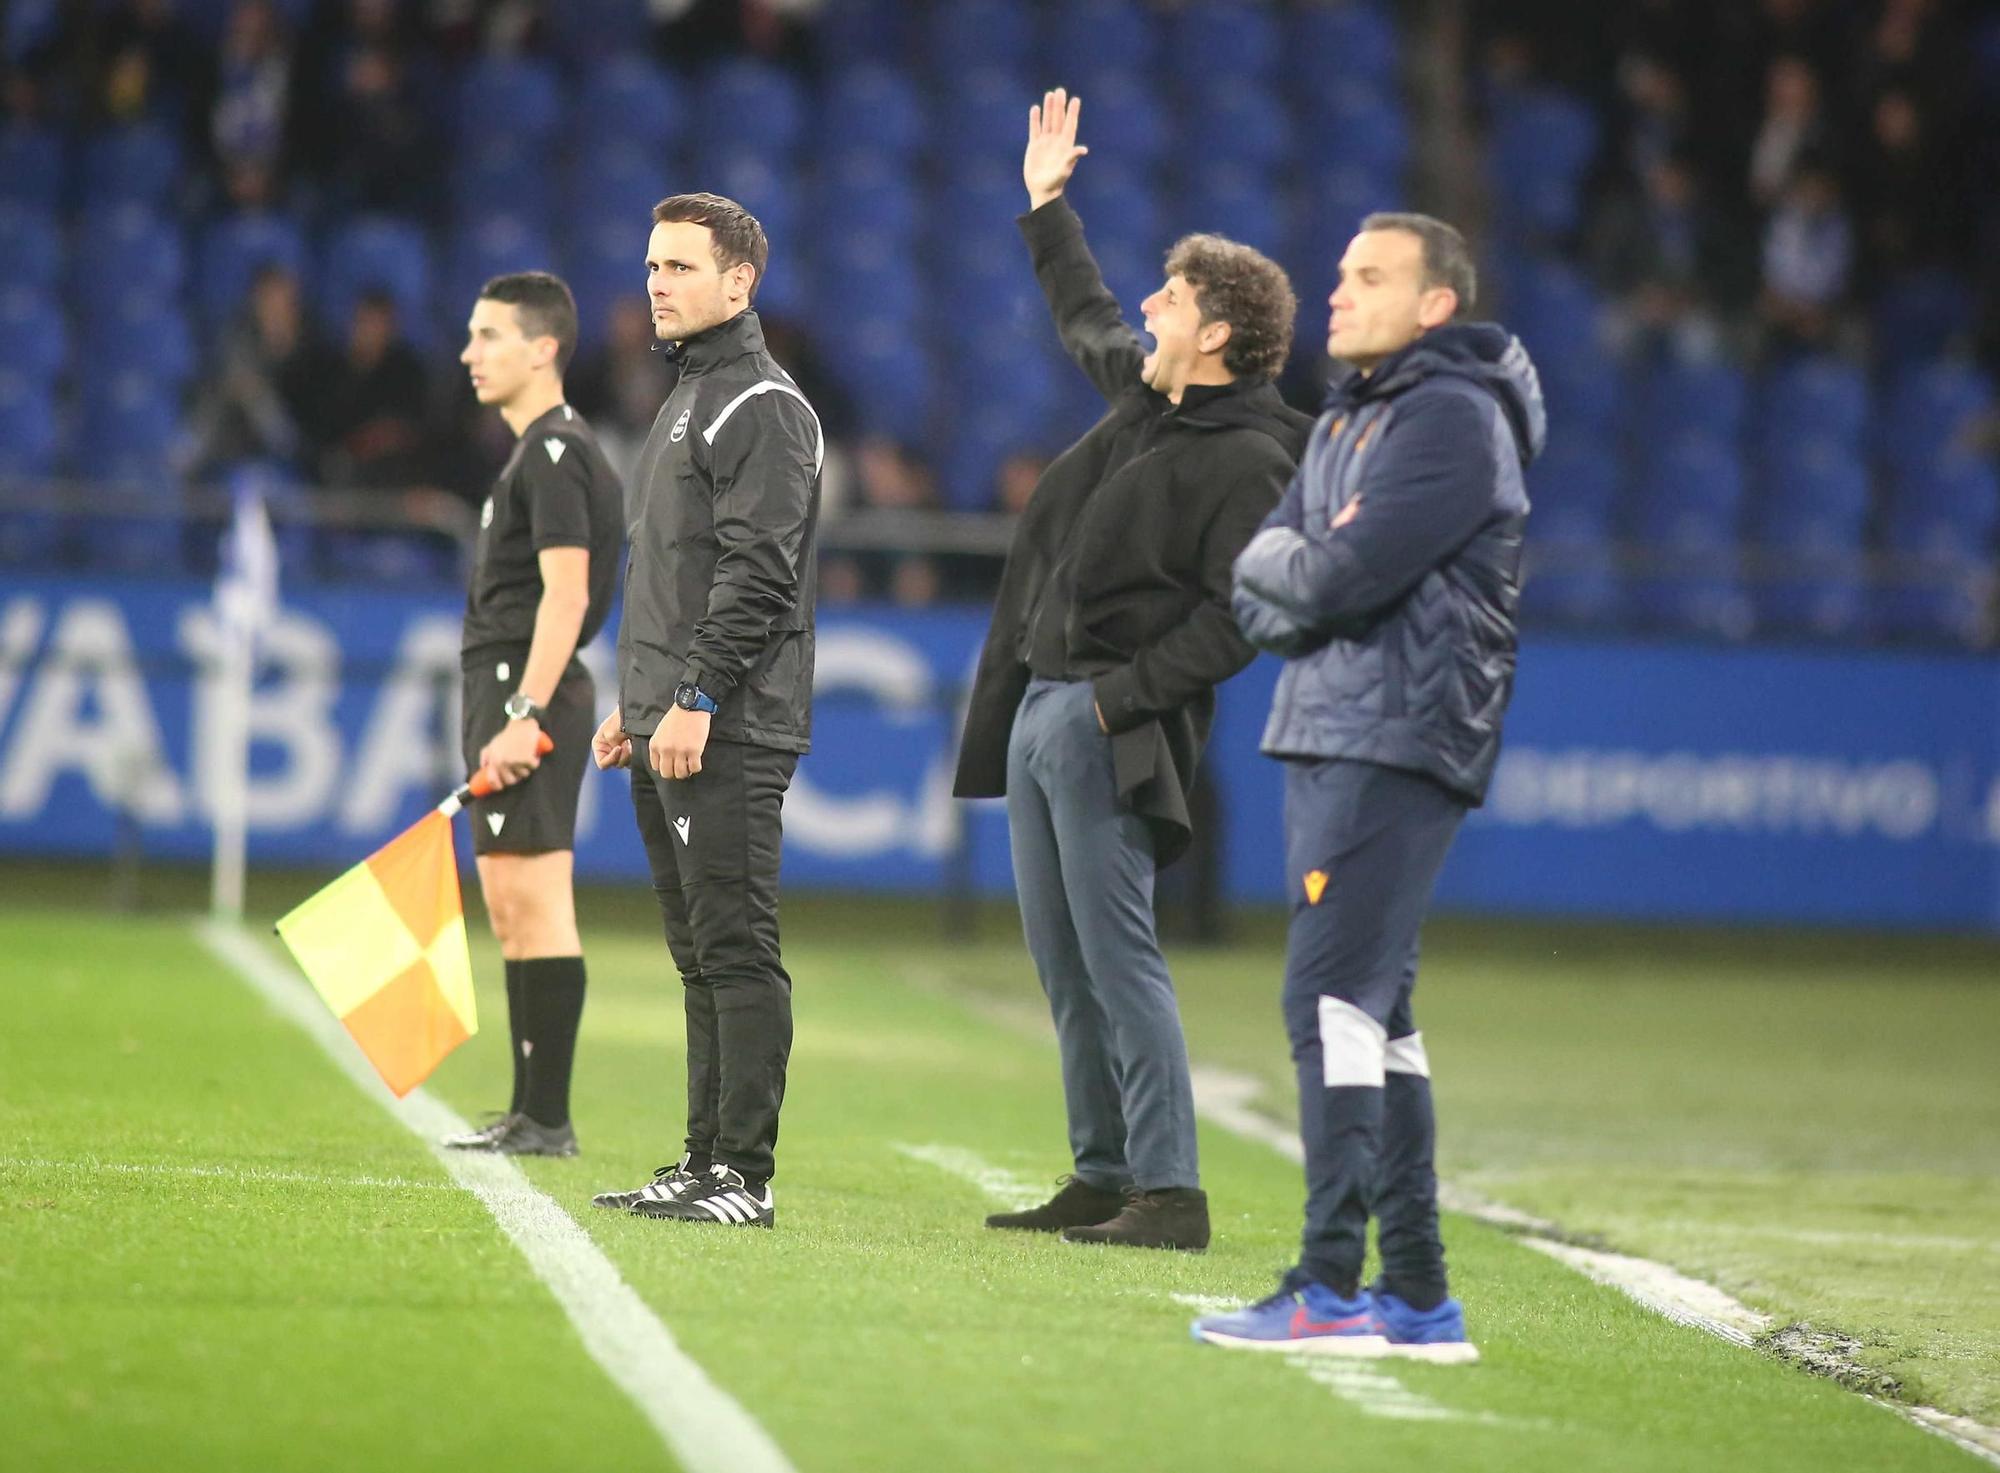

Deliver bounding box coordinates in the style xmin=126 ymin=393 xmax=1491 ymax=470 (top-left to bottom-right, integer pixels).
xmin=1162 ymin=234 xmax=1299 ymax=383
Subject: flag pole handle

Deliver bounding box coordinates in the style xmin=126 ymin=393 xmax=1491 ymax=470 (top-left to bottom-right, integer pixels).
xmin=438 ymin=734 xmax=554 ymax=816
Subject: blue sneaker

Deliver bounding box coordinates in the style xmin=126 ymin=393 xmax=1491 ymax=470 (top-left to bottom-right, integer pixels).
xmin=1191 ymin=1273 xmax=1388 ymax=1355
xmin=1372 ymin=1289 xmax=1480 ymax=1364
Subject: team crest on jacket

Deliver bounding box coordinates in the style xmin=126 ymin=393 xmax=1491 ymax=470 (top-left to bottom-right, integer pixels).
xmin=670 ymin=408 xmax=691 ymax=442
xmin=1303 ymin=869 xmax=1329 ymax=905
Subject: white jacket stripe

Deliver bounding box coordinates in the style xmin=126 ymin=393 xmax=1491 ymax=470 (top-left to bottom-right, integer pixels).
xmin=702 ymin=380 xmax=825 ymax=474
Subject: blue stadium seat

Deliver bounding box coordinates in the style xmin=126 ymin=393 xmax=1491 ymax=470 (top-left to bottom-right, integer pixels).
xmin=1063 ymin=165 xmax=1162 ymax=262
xmin=1528 ymin=434 xmax=1621 ymax=540
xmin=200 ymin=212 xmax=308 ymax=329
xmin=1292 ymin=163 xmax=1404 ymax=259
xmin=847 ymin=319 xmax=934 ymax=443
xmin=710 ymin=154 xmax=801 ymax=259
xmin=816 ymin=0 xmax=913 ymax=68
xmin=75 ymin=369 xmax=181 ymax=482
xmin=1535 ymin=342 xmax=1623 ymax=438
xmin=927 ymin=0 xmax=1034 ymax=78
xmin=700 ymin=60 xmax=808 ymax=162
xmin=1883 ymin=456 xmax=2000 ymax=558
xmin=1636 ymin=358 xmax=1749 ymax=445
xmin=452 ymin=135 xmax=554 ymax=226
xmin=1630 ymin=552 xmax=1752 ymax=640
xmin=562 ymin=212 xmax=644 ymax=344
xmin=1755 ymin=441 xmax=1872 ymax=553
xmin=941 ymin=400 xmax=1049 ymax=510
xmin=1047 ymin=1 xmax=1158 ymax=80
xmin=455 ymin=55 xmax=564 ymax=146
xmin=446 ymin=214 xmax=558 ymax=332
xmin=815 ymin=154 xmax=923 ymax=240
xmin=0 ymin=203 xmax=60 ymax=295
xmin=4 ymin=0 xmax=62 ymax=65
xmin=1633 ymin=434 xmax=1744 ymax=548
xmin=820 ymin=65 xmax=926 ymax=160
xmin=1872 ymin=564 xmax=1990 ymax=646
xmin=1168 ymin=1 xmax=1281 ymax=83
xmin=1180 ymin=167 xmax=1284 ymax=257
xmin=72 ymin=204 xmax=185 ymax=308
xmin=0 ymin=288 xmax=67 ymax=386
xmin=1872 ymin=269 xmax=1976 ymax=371
xmin=1761 ymin=354 xmax=1868 ymax=448
xmin=81 ymin=302 xmax=197 ymax=390
xmin=319 ymin=530 xmax=458 ymax=587
xmin=0 ymin=373 xmax=58 ymax=477
xmin=1519 ymin=543 xmax=1622 ymax=628
xmin=934 ymin=70 xmax=1033 ymax=168
xmin=1754 ymin=555 xmax=1868 ymax=641
xmin=1068 ymin=73 xmax=1170 ymax=173
xmin=1503 ymin=256 xmax=1602 ymax=361
xmin=318 ymin=216 xmax=432 ymax=342
xmin=1882 ymin=362 xmax=1995 ymax=474
xmin=1487 ymin=89 xmax=1598 ymax=241
xmin=81 ymin=124 xmax=181 ymax=212
xmin=572 ymin=57 xmax=685 ymax=155
xmin=0 ymin=124 xmax=62 ymax=210
xmin=1297 ymin=80 xmax=1410 ymax=178
xmin=1288 ymin=3 xmax=1399 ymax=88
xmin=570 ymin=143 xmax=666 ymax=227
xmin=1186 ymin=90 xmax=1296 ymax=175
xmin=543 ymin=0 xmax=651 ymax=65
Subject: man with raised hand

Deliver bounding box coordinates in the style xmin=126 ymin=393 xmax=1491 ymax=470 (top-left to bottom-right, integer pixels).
xmin=1193 ymin=215 xmax=1544 ymax=1360
xmin=589 ymin=194 xmax=822 ymax=1231
xmin=955 ymin=90 xmax=1311 ymax=1252
xmin=445 ymin=271 xmax=624 ymax=1157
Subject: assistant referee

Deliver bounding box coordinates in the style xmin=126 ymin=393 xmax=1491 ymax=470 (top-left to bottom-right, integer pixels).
xmin=446 ymin=271 xmax=624 ymax=1157
xmin=589 ymin=195 xmax=822 ymax=1230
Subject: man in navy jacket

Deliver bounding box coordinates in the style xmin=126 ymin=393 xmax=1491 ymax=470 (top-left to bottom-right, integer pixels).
xmin=1193 ymin=214 xmax=1545 ymax=1361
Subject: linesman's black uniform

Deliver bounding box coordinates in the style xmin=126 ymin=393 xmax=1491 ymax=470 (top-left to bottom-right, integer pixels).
xmin=462 ymin=402 xmax=624 ymax=852
xmin=619 ymin=309 xmax=821 ymax=1189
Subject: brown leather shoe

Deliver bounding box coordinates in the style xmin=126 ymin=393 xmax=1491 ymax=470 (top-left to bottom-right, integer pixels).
xmin=985 ymin=1175 xmax=1128 ymax=1233
xmin=1061 ymin=1187 xmax=1210 ymax=1251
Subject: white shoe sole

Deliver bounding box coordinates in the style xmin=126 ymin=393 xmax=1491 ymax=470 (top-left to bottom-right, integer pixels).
xmin=1384 ymin=1340 xmax=1481 ymax=1364
xmin=1194 ymin=1328 xmax=1392 ymax=1356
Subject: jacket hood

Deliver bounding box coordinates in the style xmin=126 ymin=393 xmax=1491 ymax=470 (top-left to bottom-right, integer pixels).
xmin=1177 ymin=378 xmax=1315 ymax=459
xmin=1329 ymin=321 xmax=1547 ymax=466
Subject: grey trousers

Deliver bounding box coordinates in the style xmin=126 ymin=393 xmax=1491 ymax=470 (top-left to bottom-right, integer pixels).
xmin=1005 ymin=677 xmax=1200 ymax=1191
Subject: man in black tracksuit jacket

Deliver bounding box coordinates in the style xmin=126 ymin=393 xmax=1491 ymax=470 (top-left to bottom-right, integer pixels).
xmin=589 ymin=194 xmax=821 ymax=1231
xmin=955 ymin=90 xmax=1311 ymax=1252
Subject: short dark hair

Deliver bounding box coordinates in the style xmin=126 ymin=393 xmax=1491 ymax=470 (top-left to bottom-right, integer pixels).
xmin=1360 ymin=211 xmax=1478 ymax=317
xmin=652 ymin=192 xmax=770 ymax=303
xmin=1162 ymin=234 xmax=1298 ymax=382
xmin=478 ymin=270 xmax=579 ymax=373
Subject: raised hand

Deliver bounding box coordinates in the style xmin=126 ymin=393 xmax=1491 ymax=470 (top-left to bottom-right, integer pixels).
xmin=1024 ymin=87 xmax=1087 ymax=210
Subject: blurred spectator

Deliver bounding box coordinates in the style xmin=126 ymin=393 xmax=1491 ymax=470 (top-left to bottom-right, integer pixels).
xmin=210 ymin=0 xmax=293 ymax=185
xmin=1853 ymin=91 xmax=1957 ymax=274
xmin=183 ymin=265 xmax=330 ymax=478
xmin=1592 ymin=153 xmax=1740 ymax=361
xmin=1614 ymin=53 xmax=1693 ymax=187
xmin=1760 ymin=165 xmax=1854 ymax=351
xmin=1749 ymin=56 xmax=1831 ymax=208
xmin=566 ymin=298 xmax=676 ymax=491
xmin=995 ymin=452 xmax=1048 ymax=518
xmin=92 ymin=0 xmax=209 ymax=129
xmin=651 ymin=0 xmax=821 ymax=69
xmin=320 ymin=289 xmax=432 ymax=489
xmin=325 ymin=42 xmax=435 ymax=216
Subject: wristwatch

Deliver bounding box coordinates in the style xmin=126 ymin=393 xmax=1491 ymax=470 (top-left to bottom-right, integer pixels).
xmin=673 ymin=681 xmax=719 ymax=715
xmin=503 ymin=692 xmax=547 ymax=723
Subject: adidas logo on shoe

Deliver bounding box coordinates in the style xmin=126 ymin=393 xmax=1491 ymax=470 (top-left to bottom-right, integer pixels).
xmin=591 ymin=1153 xmax=702 ymax=1212
xmin=632 ymin=1163 xmax=773 ymax=1227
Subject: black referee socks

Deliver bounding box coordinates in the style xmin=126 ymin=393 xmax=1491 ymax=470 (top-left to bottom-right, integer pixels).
xmin=518 ymin=955 xmax=587 ymax=1129
xmin=504 ymin=958 xmax=527 ymax=1117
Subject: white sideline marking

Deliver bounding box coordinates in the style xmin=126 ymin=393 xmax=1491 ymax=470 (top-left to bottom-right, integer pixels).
xmin=198 ymin=920 xmax=796 ymax=1473
xmin=0 ymin=1156 xmax=460 ymax=1193
xmin=1188 ymin=1065 xmax=2000 ymax=1468
xmin=891 ymin=1142 xmax=1045 ymax=1210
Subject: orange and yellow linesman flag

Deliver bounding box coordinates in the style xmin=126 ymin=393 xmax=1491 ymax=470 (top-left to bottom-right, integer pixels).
xmin=272 ymin=737 xmax=546 ymax=1097
xmin=275 ymin=808 xmax=478 ymax=1097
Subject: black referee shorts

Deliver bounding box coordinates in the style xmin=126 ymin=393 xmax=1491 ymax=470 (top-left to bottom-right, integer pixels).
xmin=460 ymin=649 xmax=595 ymax=856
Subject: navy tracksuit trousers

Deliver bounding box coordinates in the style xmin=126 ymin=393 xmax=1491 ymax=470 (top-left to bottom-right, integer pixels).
xmin=1281 ymin=756 xmax=1468 ymax=1304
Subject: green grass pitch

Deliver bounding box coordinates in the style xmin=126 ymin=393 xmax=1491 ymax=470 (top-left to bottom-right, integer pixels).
xmin=2 ymin=868 xmax=1995 ymax=1471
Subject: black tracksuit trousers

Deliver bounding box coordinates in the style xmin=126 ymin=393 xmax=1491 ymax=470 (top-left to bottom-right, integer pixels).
xmin=630 ymin=736 xmax=798 ymax=1186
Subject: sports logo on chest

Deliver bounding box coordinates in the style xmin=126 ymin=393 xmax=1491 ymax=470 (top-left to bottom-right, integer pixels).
xmin=669 ymin=408 xmax=691 ymax=443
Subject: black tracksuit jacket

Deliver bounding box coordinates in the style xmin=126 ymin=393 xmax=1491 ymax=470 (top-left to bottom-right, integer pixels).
xmin=617 ymin=310 xmax=823 ymax=752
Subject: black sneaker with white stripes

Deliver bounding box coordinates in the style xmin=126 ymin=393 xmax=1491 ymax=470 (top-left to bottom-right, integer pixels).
xmin=591 ymin=1153 xmax=702 ymax=1212
xmin=631 ymin=1163 xmax=773 ymax=1227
